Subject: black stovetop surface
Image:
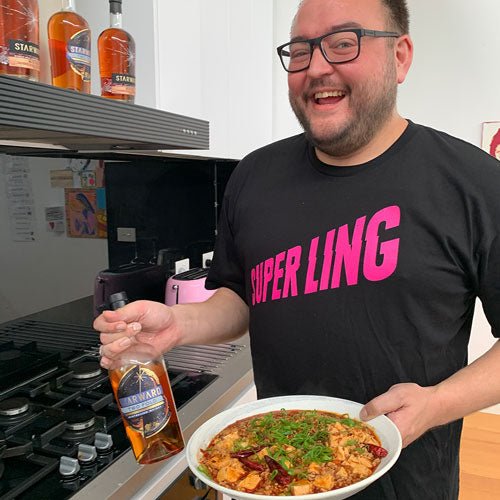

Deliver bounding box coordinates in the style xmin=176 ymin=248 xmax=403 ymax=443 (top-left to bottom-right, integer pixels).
xmin=0 ymin=320 xmax=217 ymax=500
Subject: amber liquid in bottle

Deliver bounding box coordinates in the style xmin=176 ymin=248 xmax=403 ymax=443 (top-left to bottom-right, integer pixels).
xmin=0 ymin=0 xmax=40 ymax=81
xmin=109 ymin=358 xmax=184 ymax=464
xmin=47 ymin=0 xmax=90 ymax=93
xmin=98 ymin=0 xmax=135 ymax=102
xmin=107 ymin=292 xmax=184 ymax=465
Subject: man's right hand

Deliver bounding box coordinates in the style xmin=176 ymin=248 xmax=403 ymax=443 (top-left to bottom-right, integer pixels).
xmin=93 ymin=300 xmax=180 ymax=368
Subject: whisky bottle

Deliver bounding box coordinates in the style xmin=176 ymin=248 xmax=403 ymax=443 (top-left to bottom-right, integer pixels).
xmin=0 ymin=0 xmax=40 ymax=81
xmin=47 ymin=0 xmax=90 ymax=93
xmin=98 ymin=0 xmax=135 ymax=102
xmin=107 ymin=292 xmax=185 ymax=465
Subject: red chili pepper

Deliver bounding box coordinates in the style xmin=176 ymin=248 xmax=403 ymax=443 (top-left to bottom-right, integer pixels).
xmin=264 ymin=455 xmax=292 ymax=485
xmin=365 ymin=443 xmax=388 ymax=458
xmin=238 ymin=457 xmax=266 ymax=471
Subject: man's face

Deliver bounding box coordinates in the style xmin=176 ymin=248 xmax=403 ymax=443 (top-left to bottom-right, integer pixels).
xmin=288 ymin=0 xmax=402 ymax=159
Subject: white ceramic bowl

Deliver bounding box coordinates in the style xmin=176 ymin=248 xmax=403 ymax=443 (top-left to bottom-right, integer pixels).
xmin=186 ymin=395 xmax=402 ymax=500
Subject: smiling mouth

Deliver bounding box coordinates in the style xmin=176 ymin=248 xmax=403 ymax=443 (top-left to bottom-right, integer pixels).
xmin=313 ymin=90 xmax=346 ymax=105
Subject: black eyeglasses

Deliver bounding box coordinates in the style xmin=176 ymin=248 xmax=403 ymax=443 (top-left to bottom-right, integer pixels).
xmin=276 ymin=28 xmax=400 ymax=73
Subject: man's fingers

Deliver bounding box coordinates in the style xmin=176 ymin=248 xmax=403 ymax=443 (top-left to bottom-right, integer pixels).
xmin=94 ymin=306 xmax=144 ymax=333
xmin=360 ymin=391 xmax=404 ymax=421
xmin=99 ymin=322 xmax=142 ymax=344
xmin=99 ymin=335 xmax=137 ymax=368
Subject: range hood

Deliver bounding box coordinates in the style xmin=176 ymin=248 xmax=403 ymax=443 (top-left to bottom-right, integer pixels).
xmin=0 ymin=75 xmax=209 ymax=157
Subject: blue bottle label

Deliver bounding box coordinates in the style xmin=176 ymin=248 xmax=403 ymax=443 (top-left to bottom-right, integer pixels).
xmin=67 ymin=29 xmax=91 ymax=82
xmin=118 ymin=366 xmax=170 ymax=438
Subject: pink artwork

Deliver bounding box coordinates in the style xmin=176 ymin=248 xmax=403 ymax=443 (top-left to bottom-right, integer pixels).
xmin=481 ymin=122 xmax=500 ymax=160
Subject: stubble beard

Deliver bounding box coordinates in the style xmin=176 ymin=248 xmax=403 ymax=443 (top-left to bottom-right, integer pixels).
xmin=289 ymin=61 xmax=398 ymax=159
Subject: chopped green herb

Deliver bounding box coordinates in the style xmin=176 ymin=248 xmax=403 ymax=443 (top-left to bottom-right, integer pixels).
xmin=302 ymin=444 xmax=333 ymax=464
xmin=340 ymin=417 xmax=361 ymax=428
xmin=197 ymin=464 xmax=211 ymax=478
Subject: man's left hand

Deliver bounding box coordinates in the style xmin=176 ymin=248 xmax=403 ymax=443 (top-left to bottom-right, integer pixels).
xmin=359 ymin=383 xmax=441 ymax=448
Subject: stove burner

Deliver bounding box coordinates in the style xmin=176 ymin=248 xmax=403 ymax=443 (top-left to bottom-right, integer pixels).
xmin=72 ymin=362 xmax=102 ymax=380
xmin=64 ymin=408 xmax=96 ymax=431
xmin=0 ymin=397 xmax=30 ymax=416
xmin=0 ymin=349 xmax=20 ymax=362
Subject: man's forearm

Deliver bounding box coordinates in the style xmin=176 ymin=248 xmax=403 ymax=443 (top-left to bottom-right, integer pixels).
xmin=171 ymin=287 xmax=249 ymax=347
xmin=433 ymin=339 xmax=500 ymax=425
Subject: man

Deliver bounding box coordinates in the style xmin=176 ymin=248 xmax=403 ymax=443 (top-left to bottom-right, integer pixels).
xmin=95 ymin=0 xmax=500 ymax=498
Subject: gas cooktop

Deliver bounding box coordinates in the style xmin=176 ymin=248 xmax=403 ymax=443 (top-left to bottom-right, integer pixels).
xmin=0 ymin=319 xmax=230 ymax=500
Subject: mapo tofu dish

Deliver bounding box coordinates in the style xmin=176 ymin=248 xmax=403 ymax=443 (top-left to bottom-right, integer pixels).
xmin=198 ymin=409 xmax=388 ymax=496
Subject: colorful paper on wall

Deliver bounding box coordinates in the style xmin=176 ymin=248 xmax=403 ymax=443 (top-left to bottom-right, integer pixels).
xmin=65 ymin=187 xmax=107 ymax=238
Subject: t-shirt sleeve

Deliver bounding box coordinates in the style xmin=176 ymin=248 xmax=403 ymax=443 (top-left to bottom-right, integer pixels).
xmin=473 ymin=161 xmax=500 ymax=339
xmin=205 ymin=176 xmax=247 ymax=303
xmin=477 ymin=233 xmax=500 ymax=338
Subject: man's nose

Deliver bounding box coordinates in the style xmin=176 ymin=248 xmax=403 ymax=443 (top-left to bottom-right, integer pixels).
xmin=307 ymin=45 xmax=335 ymax=77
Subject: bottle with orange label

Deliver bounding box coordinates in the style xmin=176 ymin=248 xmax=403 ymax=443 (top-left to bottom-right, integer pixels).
xmin=0 ymin=0 xmax=40 ymax=81
xmin=107 ymin=292 xmax=185 ymax=465
xmin=98 ymin=0 xmax=135 ymax=102
xmin=47 ymin=0 xmax=91 ymax=93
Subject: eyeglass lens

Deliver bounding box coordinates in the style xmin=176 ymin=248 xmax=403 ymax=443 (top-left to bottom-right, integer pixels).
xmin=281 ymin=31 xmax=360 ymax=71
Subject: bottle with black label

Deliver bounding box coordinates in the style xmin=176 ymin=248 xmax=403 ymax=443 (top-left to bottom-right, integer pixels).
xmin=107 ymin=292 xmax=185 ymax=465
xmin=0 ymin=0 xmax=40 ymax=81
xmin=98 ymin=0 xmax=135 ymax=102
xmin=47 ymin=0 xmax=91 ymax=93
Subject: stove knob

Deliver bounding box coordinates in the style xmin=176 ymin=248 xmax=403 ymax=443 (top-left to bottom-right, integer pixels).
xmin=94 ymin=432 xmax=113 ymax=453
xmin=59 ymin=456 xmax=80 ymax=478
xmin=78 ymin=444 xmax=98 ymax=465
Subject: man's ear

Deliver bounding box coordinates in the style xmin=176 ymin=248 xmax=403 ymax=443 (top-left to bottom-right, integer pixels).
xmin=394 ymin=34 xmax=413 ymax=84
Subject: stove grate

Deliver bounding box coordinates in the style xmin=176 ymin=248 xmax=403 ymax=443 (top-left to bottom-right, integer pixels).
xmin=0 ymin=320 xmax=100 ymax=357
xmin=0 ymin=320 xmax=246 ymax=373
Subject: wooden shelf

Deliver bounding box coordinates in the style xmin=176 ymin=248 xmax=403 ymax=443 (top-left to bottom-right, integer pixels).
xmin=0 ymin=75 xmax=209 ymax=155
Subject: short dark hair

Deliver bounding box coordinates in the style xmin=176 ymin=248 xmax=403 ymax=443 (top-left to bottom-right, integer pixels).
xmin=292 ymin=1 xmax=410 ymax=36
xmin=381 ymin=0 xmax=410 ymax=34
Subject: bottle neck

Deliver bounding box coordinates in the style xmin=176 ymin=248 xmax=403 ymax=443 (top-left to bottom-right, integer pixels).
xmin=62 ymin=0 xmax=76 ymax=12
xmin=110 ymin=12 xmax=123 ymax=29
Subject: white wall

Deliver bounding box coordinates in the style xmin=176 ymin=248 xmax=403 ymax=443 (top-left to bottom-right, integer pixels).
xmin=0 ymin=157 xmax=108 ymax=323
xmin=272 ymin=0 xmax=500 ymax=414
xmin=273 ymin=1 xmax=302 ymax=140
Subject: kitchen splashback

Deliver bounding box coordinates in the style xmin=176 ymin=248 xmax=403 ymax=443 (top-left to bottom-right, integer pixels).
xmin=104 ymin=157 xmax=237 ymax=270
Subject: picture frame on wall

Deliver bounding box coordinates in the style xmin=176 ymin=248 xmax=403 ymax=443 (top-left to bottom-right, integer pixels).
xmin=481 ymin=121 xmax=500 ymax=160
xmin=65 ymin=187 xmax=107 ymax=238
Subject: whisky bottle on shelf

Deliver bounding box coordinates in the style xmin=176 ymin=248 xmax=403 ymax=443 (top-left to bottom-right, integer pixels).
xmin=47 ymin=0 xmax=90 ymax=93
xmin=98 ymin=0 xmax=135 ymax=102
xmin=107 ymin=292 xmax=185 ymax=465
xmin=0 ymin=0 xmax=40 ymax=81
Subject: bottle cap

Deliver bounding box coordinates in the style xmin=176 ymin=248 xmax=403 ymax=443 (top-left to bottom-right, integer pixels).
xmin=109 ymin=291 xmax=128 ymax=310
xmin=110 ymin=0 xmax=122 ymax=14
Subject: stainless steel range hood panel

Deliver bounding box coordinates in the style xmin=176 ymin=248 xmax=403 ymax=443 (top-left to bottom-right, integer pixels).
xmin=0 ymin=75 xmax=209 ymax=154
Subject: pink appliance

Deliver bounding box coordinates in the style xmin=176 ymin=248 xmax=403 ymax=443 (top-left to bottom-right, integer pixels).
xmin=165 ymin=267 xmax=216 ymax=305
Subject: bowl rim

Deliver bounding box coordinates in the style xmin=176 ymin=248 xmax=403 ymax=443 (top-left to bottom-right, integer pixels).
xmin=186 ymin=394 xmax=402 ymax=500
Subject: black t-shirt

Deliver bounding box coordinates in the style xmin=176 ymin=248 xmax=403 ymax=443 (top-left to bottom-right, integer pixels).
xmin=206 ymin=121 xmax=500 ymax=499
